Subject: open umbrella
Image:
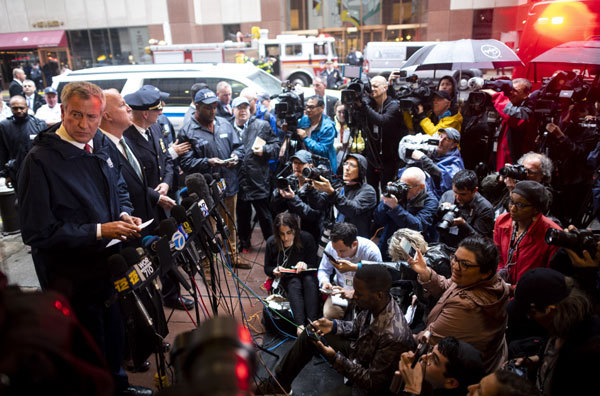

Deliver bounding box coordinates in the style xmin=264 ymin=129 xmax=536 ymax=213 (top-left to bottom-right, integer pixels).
xmin=402 ymin=39 xmax=524 ymax=71
xmin=531 ymin=40 xmax=600 ymax=66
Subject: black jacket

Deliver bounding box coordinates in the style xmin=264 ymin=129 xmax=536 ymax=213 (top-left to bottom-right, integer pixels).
xmin=18 ymin=125 xmax=133 ymax=301
xmin=8 ymin=80 xmax=23 ymax=97
xmin=264 ymin=231 xmax=317 ymax=277
xmin=438 ymin=190 xmax=495 ymax=248
xmin=25 ymin=93 xmax=46 ymax=114
xmin=217 ymin=102 xmax=234 ymax=121
xmin=123 ymin=123 xmax=175 ymax=190
xmin=0 ymin=115 xmax=47 ymax=187
xmin=364 ymin=96 xmax=406 ymax=166
xmin=233 ymin=117 xmax=280 ymax=201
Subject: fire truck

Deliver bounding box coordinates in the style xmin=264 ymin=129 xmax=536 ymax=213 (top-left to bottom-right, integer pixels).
xmin=149 ymin=33 xmax=338 ymax=87
xmin=513 ymin=0 xmax=600 ymax=88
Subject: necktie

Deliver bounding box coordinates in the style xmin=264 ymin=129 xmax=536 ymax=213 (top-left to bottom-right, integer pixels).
xmin=145 ymin=129 xmax=151 ymax=141
xmin=27 ymin=97 xmax=32 ymax=109
xmin=120 ymin=138 xmax=143 ymax=180
xmin=226 ymin=104 xmax=232 ymax=114
xmin=84 ymin=143 xmax=92 ymax=153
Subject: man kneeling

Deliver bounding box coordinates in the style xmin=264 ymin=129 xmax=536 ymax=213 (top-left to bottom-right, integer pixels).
xmin=256 ymin=265 xmax=416 ymax=395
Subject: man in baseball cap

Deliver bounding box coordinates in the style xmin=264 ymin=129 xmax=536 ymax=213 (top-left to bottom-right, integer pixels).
xmin=413 ymin=88 xmax=463 ymax=137
xmin=35 ymin=87 xmax=61 ymax=125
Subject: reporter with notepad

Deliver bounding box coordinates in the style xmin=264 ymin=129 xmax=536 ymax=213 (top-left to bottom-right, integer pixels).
xmin=264 ymin=212 xmax=320 ymax=333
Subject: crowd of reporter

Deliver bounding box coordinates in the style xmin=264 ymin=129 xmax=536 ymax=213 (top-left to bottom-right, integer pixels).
xmin=2 ymin=64 xmax=600 ymax=396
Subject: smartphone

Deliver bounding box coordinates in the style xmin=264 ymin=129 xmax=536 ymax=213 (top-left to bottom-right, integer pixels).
xmin=306 ymin=323 xmax=329 ymax=346
xmin=323 ymin=251 xmax=339 ymax=265
xmin=222 ymin=157 xmax=236 ymax=163
xmin=319 ymin=288 xmax=342 ymax=295
xmin=400 ymin=237 xmax=418 ymax=260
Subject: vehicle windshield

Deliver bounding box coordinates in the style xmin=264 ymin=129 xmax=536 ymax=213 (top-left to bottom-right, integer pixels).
xmin=247 ymin=69 xmax=282 ymax=96
xmin=330 ymin=42 xmax=338 ymax=58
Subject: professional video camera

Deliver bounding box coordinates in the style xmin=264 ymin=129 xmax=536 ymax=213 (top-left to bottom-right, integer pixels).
xmin=498 ymin=164 xmax=528 ymax=181
xmin=395 ymin=75 xmax=436 ymax=113
xmin=340 ymin=64 xmax=371 ymax=107
xmin=275 ymin=174 xmax=299 ymax=192
xmin=274 ymin=80 xmax=305 ymax=133
xmin=437 ymin=204 xmax=460 ymax=231
xmin=384 ymin=180 xmax=409 ymax=206
xmin=545 ymin=228 xmax=600 ymax=258
xmin=397 ymin=133 xmax=439 ymax=164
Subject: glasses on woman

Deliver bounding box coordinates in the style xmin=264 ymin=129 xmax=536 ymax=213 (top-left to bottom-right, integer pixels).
xmin=508 ymin=200 xmax=532 ymax=209
xmin=450 ymin=254 xmax=479 ymax=271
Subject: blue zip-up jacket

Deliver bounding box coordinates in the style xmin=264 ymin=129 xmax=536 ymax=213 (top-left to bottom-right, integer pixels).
xmin=298 ymin=114 xmax=338 ymax=173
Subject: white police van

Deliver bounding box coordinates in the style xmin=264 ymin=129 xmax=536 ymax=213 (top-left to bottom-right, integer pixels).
xmin=51 ymin=63 xmax=282 ymax=130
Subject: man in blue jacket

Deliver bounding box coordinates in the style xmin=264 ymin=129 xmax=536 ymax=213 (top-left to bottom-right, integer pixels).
xmin=409 ymin=127 xmax=464 ymax=198
xmin=374 ymin=167 xmax=438 ymax=260
xmin=18 ymin=82 xmax=152 ymax=395
xmin=296 ymin=95 xmax=337 ymax=173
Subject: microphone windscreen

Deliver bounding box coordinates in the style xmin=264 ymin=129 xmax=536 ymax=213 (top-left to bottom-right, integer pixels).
xmin=181 ymin=196 xmax=196 ymax=210
xmin=203 ymin=173 xmax=214 ymax=183
xmin=171 ymin=205 xmax=187 ymax=223
xmin=108 ymin=254 xmax=128 ymax=277
xmin=142 ymin=235 xmax=160 ymax=248
xmin=159 ymin=218 xmax=178 ymax=238
xmin=185 ymin=173 xmax=214 ymax=208
xmin=121 ymin=247 xmax=141 ymax=267
xmin=212 ymin=172 xmax=220 ymax=182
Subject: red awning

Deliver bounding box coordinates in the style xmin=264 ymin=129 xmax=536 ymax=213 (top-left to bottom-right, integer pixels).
xmin=0 ymin=30 xmax=67 ymax=50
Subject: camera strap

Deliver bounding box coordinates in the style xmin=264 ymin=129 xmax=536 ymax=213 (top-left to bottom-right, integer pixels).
xmin=506 ymin=222 xmax=529 ymax=279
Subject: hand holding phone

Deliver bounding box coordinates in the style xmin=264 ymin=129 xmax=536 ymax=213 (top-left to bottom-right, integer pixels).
xmin=306 ymin=322 xmax=329 ymax=346
xmin=323 ymin=251 xmax=338 ymax=265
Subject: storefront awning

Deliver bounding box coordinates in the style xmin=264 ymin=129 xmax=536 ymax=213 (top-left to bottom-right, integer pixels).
xmin=0 ymin=30 xmax=67 ymax=50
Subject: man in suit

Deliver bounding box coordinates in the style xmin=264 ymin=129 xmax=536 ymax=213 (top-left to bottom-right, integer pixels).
xmin=123 ymin=85 xmax=192 ymax=311
xmin=22 ymin=79 xmax=45 ymax=114
xmin=312 ymin=76 xmax=337 ymax=121
xmin=216 ymin=80 xmax=234 ymax=121
xmin=9 ymin=68 xmax=25 ymax=97
xmin=18 ymin=81 xmax=152 ymax=396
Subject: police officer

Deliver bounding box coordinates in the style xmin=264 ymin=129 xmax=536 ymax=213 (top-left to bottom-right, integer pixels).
xmin=123 ymin=85 xmax=193 ymax=311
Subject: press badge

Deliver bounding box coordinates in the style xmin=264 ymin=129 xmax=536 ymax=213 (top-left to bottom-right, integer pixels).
xmin=220 ymin=133 xmax=228 ymax=138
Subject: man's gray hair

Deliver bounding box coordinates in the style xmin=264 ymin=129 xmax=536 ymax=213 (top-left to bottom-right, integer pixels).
xmin=512 ymin=78 xmax=532 ymax=93
xmin=388 ymin=228 xmax=428 ymax=262
xmin=61 ymin=81 xmax=105 ymax=111
xmin=216 ymin=81 xmax=231 ymax=93
xmin=518 ymin=151 xmax=553 ymax=184
xmin=12 ymin=68 xmax=24 ymax=78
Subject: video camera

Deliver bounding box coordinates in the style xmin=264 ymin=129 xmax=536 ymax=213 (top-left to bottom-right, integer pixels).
xmin=397 ymin=133 xmax=439 ymax=164
xmin=545 ymin=228 xmax=600 ymax=258
xmin=275 ymin=174 xmax=299 ymax=192
xmin=394 ymin=74 xmax=436 ymax=113
xmin=498 ymin=164 xmax=528 ymax=181
xmin=437 ymin=204 xmax=460 ymax=232
xmin=340 ymin=64 xmax=371 ymax=106
xmin=274 ymin=80 xmax=305 ymax=133
xmin=384 ymin=180 xmax=410 ymax=207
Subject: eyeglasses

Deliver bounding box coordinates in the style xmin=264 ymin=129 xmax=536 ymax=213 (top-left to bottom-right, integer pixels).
xmin=306 ymin=105 xmax=321 ymax=110
xmin=451 ymin=254 xmax=479 ymax=271
xmin=343 ymin=161 xmax=357 ymax=168
xmin=508 ymin=200 xmax=532 ymax=209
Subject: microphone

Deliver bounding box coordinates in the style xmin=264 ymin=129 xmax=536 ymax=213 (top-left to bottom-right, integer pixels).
xmin=108 ymin=253 xmax=154 ymax=327
xmin=185 ymin=173 xmax=214 ymax=209
xmin=121 ymin=246 xmax=157 ymax=282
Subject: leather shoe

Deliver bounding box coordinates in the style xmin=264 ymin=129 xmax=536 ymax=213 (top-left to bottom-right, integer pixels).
xmin=164 ymin=296 xmax=195 ymax=310
xmin=119 ymin=385 xmax=154 ymax=396
xmin=124 ymin=360 xmax=150 ymax=373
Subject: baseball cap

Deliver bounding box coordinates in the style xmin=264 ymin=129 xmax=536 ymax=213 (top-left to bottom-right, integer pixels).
xmin=433 ymin=90 xmax=452 ymax=101
xmin=257 ymin=92 xmax=271 ymax=103
xmin=508 ymin=268 xmax=570 ymax=319
xmin=43 ymin=87 xmax=57 ymax=95
xmin=232 ymin=96 xmax=250 ymax=108
xmin=290 ymin=150 xmax=312 ymax=164
xmin=439 ymin=127 xmax=461 ymax=142
xmin=194 ymin=89 xmax=219 ymax=105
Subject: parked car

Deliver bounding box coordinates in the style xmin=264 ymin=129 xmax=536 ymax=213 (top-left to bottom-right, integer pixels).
xmin=52 ymin=63 xmax=282 ymax=130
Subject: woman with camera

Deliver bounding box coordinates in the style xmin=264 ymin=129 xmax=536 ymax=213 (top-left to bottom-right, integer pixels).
xmin=264 ymin=212 xmax=320 ymax=334
xmin=494 ymin=180 xmax=561 ymax=285
xmin=408 ymin=235 xmax=511 ymax=373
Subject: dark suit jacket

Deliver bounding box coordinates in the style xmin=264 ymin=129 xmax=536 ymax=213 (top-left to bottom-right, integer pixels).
xmin=26 ymin=93 xmax=46 ymax=114
xmin=217 ymin=102 xmax=234 ymax=121
xmin=104 ymin=135 xmax=159 ymax=223
xmin=9 ymin=80 xmax=23 ymax=97
xmin=123 ymin=123 xmax=175 ymax=191
xmin=325 ymin=94 xmax=337 ymax=121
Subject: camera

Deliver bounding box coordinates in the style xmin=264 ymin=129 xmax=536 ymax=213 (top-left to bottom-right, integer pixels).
xmin=384 ymin=180 xmax=409 ymax=206
xmin=545 ymin=228 xmax=600 ymax=258
xmin=340 ymin=65 xmax=372 ymax=106
xmin=468 ymin=77 xmax=513 ymax=95
xmin=398 ymin=133 xmax=439 ymax=164
xmin=302 ymin=164 xmax=329 ymax=180
xmin=395 ymin=76 xmax=435 ymax=113
xmin=504 ymin=359 xmax=528 ymax=378
xmin=437 ymin=204 xmax=460 ymax=231
xmin=275 ymin=175 xmax=299 ymax=192
xmin=274 ymin=80 xmax=305 ymax=132
xmin=498 ymin=164 xmax=528 ymax=181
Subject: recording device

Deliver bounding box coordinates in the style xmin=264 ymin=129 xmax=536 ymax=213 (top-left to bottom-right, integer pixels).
xmin=398 ymin=133 xmax=439 ymax=164
xmin=340 ymin=68 xmax=371 ymax=106
xmin=274 ymin=80 xmax=305 ymax=133
xmin=323 ymin=250 xmax=339 ymax=265
xmin=319 ymin=288 xmax=342 ymax=295
xmin=301 ymin=163 xmax=342 ymax=188
xmin=468 ymin=76 xmax=513 ymax=94
xmin=498 ymin=164 xmax=528 ymax=181
xmin=399 ymin=238 xmax=418 ymax=260
xmin=341 ymin=64 xmax=362 ymax=79
xmin=185 ymin=173 xmax=230 ymax=239
xmin=504 ymin=359 xmax=528 ymax=378
xmin=394 ymin=75 xmax=435 ymax=113
xmin=169 ymin=316 xmax=256 ymax=394
xmin=383 ymin=180 xmax=410 ymax=207
xmin=545 ymin=228 xmax=600 ymax=258
xmin=412 ymin=331 xmax=432 ymax=368
xmin=437 ymin=204 xmax=460 ymax=232
xmin=275 ymin=174 xmax=299 ymax=192
xmin=305 ymin=322 xmax=328 ymax=346
xmin=222 ymin=157 xmax=237 ymax=163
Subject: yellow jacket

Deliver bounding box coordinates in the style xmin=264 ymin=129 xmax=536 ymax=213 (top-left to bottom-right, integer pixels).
xmin=419 ymin=111 xmax=463 ymax=136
